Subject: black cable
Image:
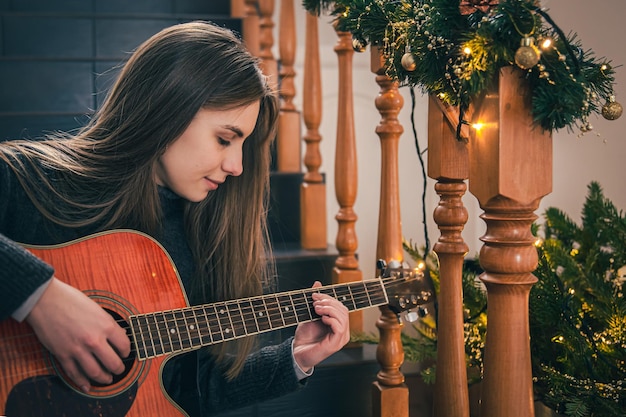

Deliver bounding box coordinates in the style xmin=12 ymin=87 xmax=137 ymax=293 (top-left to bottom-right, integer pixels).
xmin=409 ymin=86 xmax=430 ymax=255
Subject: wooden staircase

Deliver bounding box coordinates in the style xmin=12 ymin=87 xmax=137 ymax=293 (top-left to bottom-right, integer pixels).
xmin=0 ymin=1 xmax=383 ymax=416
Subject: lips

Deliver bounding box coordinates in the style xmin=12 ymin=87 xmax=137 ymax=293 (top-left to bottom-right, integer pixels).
xmin=204 ymin=177 xmax=220 ymax=190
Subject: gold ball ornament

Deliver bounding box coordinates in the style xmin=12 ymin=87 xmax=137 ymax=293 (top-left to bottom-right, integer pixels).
xmin=401 ymin=52 xmax=416 ymax=71
xmin=352 ymin=37 xmax=367 ymax=53
xmin=514 ymin=37 xmax=540 ymax=70
xmin=602 ymin=96 xmax=623 ymax=120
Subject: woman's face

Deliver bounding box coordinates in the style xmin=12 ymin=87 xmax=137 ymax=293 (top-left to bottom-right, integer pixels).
xmin=155 ymin=101 xmax=260 ymax=202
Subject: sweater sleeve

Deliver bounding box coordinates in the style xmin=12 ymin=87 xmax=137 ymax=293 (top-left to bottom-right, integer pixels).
xmin=0 ymin=160 xmax=55 ymax=320
xmin=197 ymin=336 xmax=306 ymax=414
xmin=162 ymin=336 xmax=306 ymax=416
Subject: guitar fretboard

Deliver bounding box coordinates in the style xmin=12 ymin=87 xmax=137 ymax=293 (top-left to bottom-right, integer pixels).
xmin=129 ymin=279 xmax=388 ymax=360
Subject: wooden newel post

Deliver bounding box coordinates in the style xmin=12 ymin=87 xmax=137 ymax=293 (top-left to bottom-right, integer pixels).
xmin=468 ymin=67 xmax=552 ymax=417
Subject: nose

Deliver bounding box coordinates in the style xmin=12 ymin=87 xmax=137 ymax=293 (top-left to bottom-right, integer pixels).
xmin=223 ymin=148 xmax=244 ymax=177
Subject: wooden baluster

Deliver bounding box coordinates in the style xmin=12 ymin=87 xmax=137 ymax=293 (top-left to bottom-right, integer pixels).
xmin=230 ymin=0 xmax=244 ymax=18
xmin=468 ymin=67 xmax=552 ymax=417
xmin=258 ymin=0 xmax=278 ymax=88
xmin=370 ymin=47 xmax=408 ymax=417
xmin=241 ymin=0 xmax=260 ymax=57
xmin=332 ymin=28 xmax=362 ymax=332
xmin=276 ymin=0 xmax=300 ymax=172
xmin=427 ymin=95 xmax=470 ymax=417
xmin=300 ymin=11 xmax=327 ymax=249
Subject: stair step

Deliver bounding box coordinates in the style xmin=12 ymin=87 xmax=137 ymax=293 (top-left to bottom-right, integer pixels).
xmin=268 ymin=171 xmax=327 ymax=246
xmin=0 ymin=8 xmax=242 ymax=141
xmin=0 ymin=0 xmax=233 ymax=16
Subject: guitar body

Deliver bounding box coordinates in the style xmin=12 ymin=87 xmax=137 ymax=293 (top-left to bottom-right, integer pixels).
xmin=0 ymin=230 xmax=190 ymax=417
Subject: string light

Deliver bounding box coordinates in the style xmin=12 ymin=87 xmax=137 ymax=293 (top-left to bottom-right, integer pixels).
xmin=540 ymin=38 xmax=552 ymax=49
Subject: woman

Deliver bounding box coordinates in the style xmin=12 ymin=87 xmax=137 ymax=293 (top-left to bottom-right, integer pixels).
xmin=0 ymin=21 xmax=350 ymax=416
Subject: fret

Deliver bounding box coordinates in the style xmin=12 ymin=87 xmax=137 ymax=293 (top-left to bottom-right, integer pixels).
xmin=163 ymin=310 xmax=183 ymax=353
xmin=362 ymin=282 xmax=373 ymax=308
xmin=129 ymin=315 xmax=148 ymax=360
xmin=152 ymin=311 xmax=172 ymax=354
xmin=215 ymin=302 xmax=235 ymax=340
xmin=239 ymin=299 xmax=260 ymax=335
xmin=146 ymin=313 xmax=164 ymax=357
xmin=251 ymin=297 xmax=271 ymax=331
xmin=264 ymin=295 xmax=285 ymax=329
xmin=127 ymin=276 xmax=406 ymax=360
xmin=350 ymin=282 xmax=372 ymax=310
xmin=197 ymin=306 xmax=214 ymax=345
xmin=365 ymin=280 xmax=388 ymax=306
xmin=206 ymin=304 xmax=224 ymax=342
xmin=225 ymin=301 xmax=247 ymax=337
xmin=291 ymin=290 xmax=314 ymax=323
xmin=142 ymin=315 xmax=158 ymax=357
xmin=161 ymin=311 xmax=178 ymax=353
xmin=173 ymin=310 xmax=192 ymax=350
xmin=183 ymin=309 xmax=203 ymax=348
xmin=277 ymin=294 xmax=297 ymax=326
xmin=261 ymin=297 xmax=275 ymax=330
xmin=332 ymin=285 xmax=357 ymax=311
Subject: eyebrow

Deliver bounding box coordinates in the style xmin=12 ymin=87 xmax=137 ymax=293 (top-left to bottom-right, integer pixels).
xmin=221 ymin=125 xmax=244 ymax=138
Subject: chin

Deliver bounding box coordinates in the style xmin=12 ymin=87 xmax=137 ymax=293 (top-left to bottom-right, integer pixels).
xmin=188 ymin=193 xmax=209 ymax=203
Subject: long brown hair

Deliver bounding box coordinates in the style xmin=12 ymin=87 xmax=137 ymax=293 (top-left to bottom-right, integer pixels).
xmin=0 ymin=21 xmax=278 ymax=378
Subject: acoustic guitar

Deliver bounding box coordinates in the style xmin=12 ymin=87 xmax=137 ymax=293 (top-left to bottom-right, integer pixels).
xmin=0 ymin=230 xmax=431 ymax=417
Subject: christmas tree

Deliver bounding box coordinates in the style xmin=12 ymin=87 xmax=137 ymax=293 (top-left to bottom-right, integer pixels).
xmin=531 ymin=182 xmax=626 ymax=417
xmin=354 ymin=183 xmax=626 ymax=417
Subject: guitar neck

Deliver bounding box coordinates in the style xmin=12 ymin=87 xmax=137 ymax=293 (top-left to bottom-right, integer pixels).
xmin=129 ymin=279 xmax=388 ymax=360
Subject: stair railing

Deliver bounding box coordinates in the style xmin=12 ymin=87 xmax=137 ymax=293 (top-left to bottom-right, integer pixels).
xmin=240 ymin=3 xmax=551 ymax=417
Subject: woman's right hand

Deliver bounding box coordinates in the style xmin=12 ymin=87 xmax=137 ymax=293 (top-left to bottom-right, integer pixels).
xmin=25 ymin=277 xmax=131 ymax=393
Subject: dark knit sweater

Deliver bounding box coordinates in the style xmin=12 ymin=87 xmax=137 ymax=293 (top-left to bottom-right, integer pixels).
xmin=0 ymin=157 xmax=304 ymax=416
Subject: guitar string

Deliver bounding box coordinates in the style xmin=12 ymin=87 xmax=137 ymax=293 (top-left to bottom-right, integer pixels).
xmin=118 ymin=274 xmax=425 ymax=357
xmin=1 ymin=279 xmax=428 ymax=379
xmin=0 ymin=275 xmax=424 ymax=349
xmin=1 ymin=275 xmax=427 ymax=366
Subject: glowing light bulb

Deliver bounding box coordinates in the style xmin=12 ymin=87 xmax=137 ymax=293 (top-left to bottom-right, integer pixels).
xmin=463 ymin=46 xmax=472 ymax=55
xmin=541 ymin=38 xmax=552 ymax=49
xmin=471 ymin=122 xmax=484 ymax=131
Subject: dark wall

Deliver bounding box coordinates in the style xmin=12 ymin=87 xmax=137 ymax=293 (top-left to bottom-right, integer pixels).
xmin=0 ymin=0 xmax=239 ymax=141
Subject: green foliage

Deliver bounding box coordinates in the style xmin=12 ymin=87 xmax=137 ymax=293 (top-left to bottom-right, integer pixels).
xmin=531 ymin=182 xmax=626 ymax=416
xmin=302 ymin=0 xmax=619 ymax=133
xmin=352 ymin=182 xmax=625 ymax=416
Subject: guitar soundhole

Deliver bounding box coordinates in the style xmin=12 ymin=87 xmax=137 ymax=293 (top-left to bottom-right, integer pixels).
xmin=91 ymin=309 xmax=137 ymax=388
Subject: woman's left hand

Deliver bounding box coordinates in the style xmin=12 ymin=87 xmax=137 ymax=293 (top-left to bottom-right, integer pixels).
xmin=292 ymin=281 xmax=351 ymax=372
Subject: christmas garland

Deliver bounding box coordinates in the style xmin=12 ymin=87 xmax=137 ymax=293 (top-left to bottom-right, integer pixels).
xmin=303 ymin=0 xmax=622 ymax=134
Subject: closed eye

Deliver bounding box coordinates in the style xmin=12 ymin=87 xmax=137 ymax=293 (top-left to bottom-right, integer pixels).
xmin=218 ymin=137 xmax=231 ymax=146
